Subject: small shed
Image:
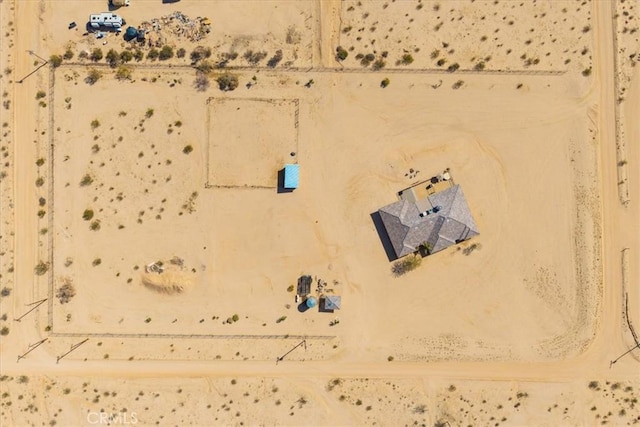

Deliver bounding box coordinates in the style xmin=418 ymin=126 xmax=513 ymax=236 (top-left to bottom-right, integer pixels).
xmin=297 ymin=275 xmax=312 ymax=297
xmin=284 ymin=164 xmax=299 ymax=189
xmin=323 ymin=295 xmax=341 ymax=311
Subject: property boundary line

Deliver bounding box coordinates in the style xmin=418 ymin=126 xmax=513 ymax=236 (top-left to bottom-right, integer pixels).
xmin=610 ymin=0 xmax=630 ymax=206
xmin=55 ymin=62 xmax=567 ymax=76
xmin=204 ymin=97 xmax=299 ymax=189
xmin=48 ymin=332 xmax=334 ymax=340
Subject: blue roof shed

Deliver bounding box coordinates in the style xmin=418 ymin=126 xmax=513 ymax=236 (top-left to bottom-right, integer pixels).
xmin=284 ymin=164 xmax=299 ymax=189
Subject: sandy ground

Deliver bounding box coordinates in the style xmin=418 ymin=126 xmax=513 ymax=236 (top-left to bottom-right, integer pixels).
xmin=0 ymin=0 xmax=638 ymax=426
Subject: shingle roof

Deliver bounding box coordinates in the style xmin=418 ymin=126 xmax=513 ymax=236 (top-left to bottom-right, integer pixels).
xmin=324 ymin=295 xmax=341 ymax=310
xmin=378 ymin=185 xmax=479 ymax=258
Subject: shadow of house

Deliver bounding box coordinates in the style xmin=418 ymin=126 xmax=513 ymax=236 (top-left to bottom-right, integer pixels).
xmin=370 ymin=211 xmax=398 ymax=262
xmin=276 ymin=168 xmax=294 ymax=194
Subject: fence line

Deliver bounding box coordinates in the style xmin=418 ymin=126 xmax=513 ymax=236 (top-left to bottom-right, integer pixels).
xmin=55 ymin=62 xmax=566 ymax=77
xmin=49 ymin=332 xmax=334 ymax=340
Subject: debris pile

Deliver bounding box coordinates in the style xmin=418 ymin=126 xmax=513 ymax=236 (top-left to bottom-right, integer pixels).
xmin=139 ymin=11 xmax=211 ymax=47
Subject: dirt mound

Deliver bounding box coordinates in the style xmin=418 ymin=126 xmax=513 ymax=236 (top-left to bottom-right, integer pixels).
xmin=140 ymin=260 xmax=194 ymax=295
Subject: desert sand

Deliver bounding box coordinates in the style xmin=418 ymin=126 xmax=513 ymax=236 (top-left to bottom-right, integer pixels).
xmin=0 ymin=0 xmax=638 ymax=426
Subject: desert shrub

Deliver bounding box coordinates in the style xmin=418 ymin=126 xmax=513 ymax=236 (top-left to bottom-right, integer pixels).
xmin=361 ymin=53 xmax=375 ymax=66
xmin=190 ymin=46 xmax=212 ymax=63
xmin=391 ymin=254 xmax=422 ymax=276
xmin=452 ymin=80 xmax=464 ymax=89
xmin=217 ymin=72 xmax=239 ymax=91
xmin=89 ymin=220 xmax=101 ymax=231
xmin=63 ymin=49 xmax=74 ymax=60
xmin=105 ymin=49 xmax=119 ymax=67
xmin=159 ymin=45 xmax=174 ymax=60
xmin=231 ymin=314 xmax=239 ymax=322
xmin=380 ymin=77 xmax=390 ymax=88
xmin=49 ymin=55 xmax=63 ymax=68
xmin=276 ymin=316 xmax=287 ymax=323
xmin=447 ymin=62 xmax=460 ymax=72
xmin=80 ymin=174 xmax=93 ymax=186
xmin=35 ymin=91 xmax=46 ymax=100
xmin=400 ymin=53 xmax=414 ymax=65
xmin=287 ymin=285 xmax=294 ymax=292
xmin=119 ymin=50 xmax=133 ymax=63
xmin=35 ymin=177 xmax=44 ymax=187
xmin=133 ymin=50 xmax=144 ymax=62
xmin=372 ymin=59 xmax=386 ymax=70
xmin=474 ymin=61 xmax=486 ymax=71
xmin=145 ymin=108 xmax=154 ymax=118
xmin=92 ymin=258 xmax=102 ymax=266
xmin=85 ymin=69 xmax=102 ymax=85
xmin=34 ymin=261 xmax=49 ymax=276
xmin=193 ymin=72 xmax=210 ymax=91
xmin=147 ymin=48 xmax=159 ymax=60
xmin=582 ymin=67 xmax=592 ymax=76
xmin=90 ymin=119 xmax=100 ymax=129
xmin=267 ymin=49 xmax=283 ymax=67
xmin=90 ymin=48 xmax=103 ymax=62
xmin=115 ymin=65 xmax=132 ymax=80
xmin=436 ymin=58 xmax=446 ymax=67
xmin=176 ymin=48 xmax=186 ymax=58
xmin=183 ymin=145 xmax=193 ymax=154
xmin=336 ymin=46 xmax=348 ymax=61
xmin=82 ymin=209 xmax=94 ymax=221
xmin=243 ymin=50 xmax=267 ymax=65
xmin=78 ymin=51 xmax=89 ymax=60
xmin=194 ymin=60 xmax=214 ymax=73
xmin=0 ymin=327 xmax=8 ymax=336
xmin=56 ymin=280 xmax=76 ymax=304
xmin=1 ymin=287 xmax=11 ymax=297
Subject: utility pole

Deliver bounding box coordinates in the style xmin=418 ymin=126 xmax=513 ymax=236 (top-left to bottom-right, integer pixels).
xmin=14 ymin=298 xmax=47 ymax=322
xmin=56 ymin=338 xmax=89 ymax=364
xmin=17 ymin=338 xmax=48 ymax=362
xmin=276 ymin=339 xmax=306 ymax=364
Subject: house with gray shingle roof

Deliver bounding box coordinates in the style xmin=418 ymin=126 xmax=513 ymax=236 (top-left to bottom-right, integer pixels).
xmin=378 ymin=173 xmax=479 ymax=259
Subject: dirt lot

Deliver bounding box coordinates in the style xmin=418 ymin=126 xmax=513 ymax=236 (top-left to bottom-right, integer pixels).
xmin=1 ymin=0 xmax=638 ymax=426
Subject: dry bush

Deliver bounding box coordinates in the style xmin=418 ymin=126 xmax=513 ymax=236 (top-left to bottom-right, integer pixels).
xmin=391 ymin=254 xmax=422 ymax=276
xmin=56 ymin=278 xmax=76 ymax=304
xmin=193 ymin=72 xmax=210 ymax=91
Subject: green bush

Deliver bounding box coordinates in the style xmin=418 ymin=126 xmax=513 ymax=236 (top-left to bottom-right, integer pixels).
xmin=380 ymin=77 xmax=390 ymax=88
xmin=400 ymin=53 xmax=414 ymax=65
xmin=216 ymin=73 xmax=239 ymax=91
xmin=34 ymin=261 xmax=49 ymax=276
xmin=82 ymin=209 xmax=94 ymax=221
xmin=147 ymin=48 xmax=159 ymax=60
xmin=336 ymin=46 xmax=348 ymax=61
xmin=49 ymin=55 xmax=63 ymax=68
xmin=85 ymin=69 xmax=103 ymax=85
xmin=183 ymin=145 xmax=193 ymax=154
xmin=391 ymin=254 xmax=422 ymax=277
xmin=119 ymin=50 xmax=133 ymax=63
xmin=90 ymin=48 xmax=103 ymax=62
xmin=105 ymin=49 xmax=119 ymax=67
xmin=159 ymin=45 xmax=174 ymax=60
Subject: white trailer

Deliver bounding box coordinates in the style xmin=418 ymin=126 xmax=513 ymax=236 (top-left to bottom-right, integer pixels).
xmin=89 ymin=12 xmax=124 ymax=29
